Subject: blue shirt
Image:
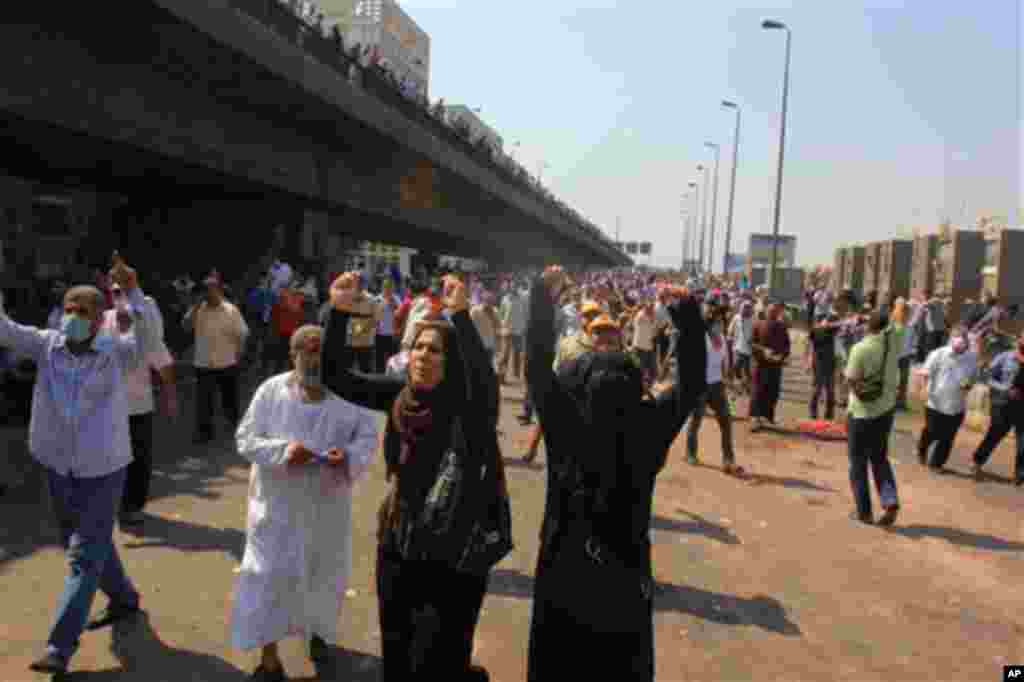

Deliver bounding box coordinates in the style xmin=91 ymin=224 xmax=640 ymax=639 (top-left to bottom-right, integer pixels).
xmin=987 ymin=350 xmax=1021 ymax=405
xmin=0 ymin=288 xmax=154 ymax=478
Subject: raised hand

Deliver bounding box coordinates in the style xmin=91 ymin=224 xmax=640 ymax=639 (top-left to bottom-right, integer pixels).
xmin=109 ymin=251 xmax=139 ymax=291
xmin=441 ymin=275 xmax=469 ymax=313
xmin=330 ymin=271 xmax=361 ymax=311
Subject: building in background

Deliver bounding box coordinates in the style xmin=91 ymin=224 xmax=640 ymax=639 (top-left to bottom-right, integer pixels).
xmin=443 ymin=105 xmax=503 ymax=154
xmin=320 ymin=0 xmax=431 ymax=97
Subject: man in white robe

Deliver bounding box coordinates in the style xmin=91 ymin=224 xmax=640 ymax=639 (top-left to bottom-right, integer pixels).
xmin=230 ymin=324 xmax=378 ymax=681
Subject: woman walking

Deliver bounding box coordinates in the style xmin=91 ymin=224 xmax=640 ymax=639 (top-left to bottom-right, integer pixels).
xmin=321 ymin=272 xmax=511 ymax=682
xmin=524 ymin=266 xmax=706 ymax=681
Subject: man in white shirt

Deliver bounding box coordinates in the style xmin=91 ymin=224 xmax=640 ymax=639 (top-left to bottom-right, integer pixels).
xmin=231 ymin=325 xmax=377 ymax=680
xmin=374 ymin=278 xmax=402 ymax=373
xmin=498 ymin=286 xmax=528 ymax=383
xmin=103 ymin=283 xmax=177 ymax=525
xmin=728 ymin=301 xmax=754 ymax=393
xmin=917 ymin=326 xmax=977 ymax=472
xmin=184 ymin=270 xmax=249 ymax=444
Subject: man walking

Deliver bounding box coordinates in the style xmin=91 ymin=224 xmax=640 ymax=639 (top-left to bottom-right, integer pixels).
xmin=231 ymin=325 xmax=377 ymax=680
xmin=2 ymin=254 xmax=156 ymax=675
xmin=845 ymin=310 xmax=906 ymax=526
xmin=185 ymin=270 xmax=249 ymax=444
xmin=498 ymin=284 xmax=528 ymax=383
xmin=970 ymin=331 xmax=1024 ymax=485
xmin=917 ymin=327 xmax=977 ymax=473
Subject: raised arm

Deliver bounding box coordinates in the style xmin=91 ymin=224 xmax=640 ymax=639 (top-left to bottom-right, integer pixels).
xmin=0 ymin=292 xmax=50 ymax=362
xmin=525 ymin=271 xmax=568 ymax=423
xmin=321 ymin=306 xmax=404 ymax=412
xmin=321 ymin=273 xmax=404 ymax=412
xmin=647 ymin=291 xmax=707 ymax=456
xmin=451 ymin=308 xmax=498 ymax=424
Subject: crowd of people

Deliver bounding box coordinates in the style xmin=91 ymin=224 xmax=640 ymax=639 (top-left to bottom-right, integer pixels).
xmin=247 ymin=0 xmax=614 ymax=247
xmin=3 ymin=251 xmax=1023 ymax=679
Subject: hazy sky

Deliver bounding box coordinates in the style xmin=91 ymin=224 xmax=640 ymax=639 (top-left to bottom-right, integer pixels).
xmin=398 ymin=0 xmax=1020 ymax=268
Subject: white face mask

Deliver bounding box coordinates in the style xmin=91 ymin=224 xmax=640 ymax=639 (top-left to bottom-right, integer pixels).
xmin=294 ymin=354 xmax=322 ymax=389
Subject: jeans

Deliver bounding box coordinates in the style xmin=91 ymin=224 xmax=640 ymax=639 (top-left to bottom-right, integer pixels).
xmin=847 ymin=411 xmax=899 ymax=518
xmin=809 ymin=366 xmax=836 ymax=420
xmin=195 ymin=366 xmax=241 ymax=438
xmin=122 ymin=412 xmax=154 ymax=513
xmin=45 ymin=467 xmax=139 ymax=663
xmin=972 ymin=401 xmax=1024 ymax=478
xmin=918 ymin=407 xmax=965 ymax=470
xmin=687 ymin=382 xmax=735 ymax=463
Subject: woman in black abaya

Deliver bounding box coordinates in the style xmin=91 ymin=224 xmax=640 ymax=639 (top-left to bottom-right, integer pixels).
xmin=524 ymin=267 xmax=707 ymax=681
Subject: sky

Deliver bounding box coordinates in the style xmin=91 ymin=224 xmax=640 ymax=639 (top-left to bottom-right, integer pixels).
xmin=395 ymin=0 xmax=1020 ymax=269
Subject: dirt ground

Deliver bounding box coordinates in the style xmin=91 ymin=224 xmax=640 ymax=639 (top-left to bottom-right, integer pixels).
xmin=1 ymin=364 xmax=1022 ymax=681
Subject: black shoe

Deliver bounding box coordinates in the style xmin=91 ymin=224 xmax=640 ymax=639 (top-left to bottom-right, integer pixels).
xmin=309 ymin=635 xmax=330 ymax=664
xmin=1014 ymin=477 xmax=1024 ymax=487
xmin=877 ymin=506 xmax=899 ymax=527
xmin=250 ymin=664 xmax=287 ymax=682
xmin=849 ymin=511 xmax=873 ymax=526
xmin=467 ymin=664 xmax=490 ymax=682
xmin=970 ymin=462 xmax=984 ymax=480
xmin=86 ymin=602 xmax=140 ymax=631
xmin=28 ymin=653 xmax=67 ymax=674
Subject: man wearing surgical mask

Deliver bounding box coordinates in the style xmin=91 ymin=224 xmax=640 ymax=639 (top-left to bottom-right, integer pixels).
xmin=916 ymin=326 xmax=977 ymax=473
xmin=1 ymin=254 xmax=158 ymax=676
xmin=230 ymin=325 xmax=377 ymax=680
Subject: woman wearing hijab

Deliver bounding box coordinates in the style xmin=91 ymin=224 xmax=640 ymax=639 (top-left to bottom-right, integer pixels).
xmin=524 ymin=266 xmax=706 ymax=681
xmin=321 ymin=272 xmax=508 ymax=682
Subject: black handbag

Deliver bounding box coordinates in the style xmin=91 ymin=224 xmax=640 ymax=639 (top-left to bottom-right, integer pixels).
xmin=544 ymin=480 xmax=652 ymax=635
xmin=852 ymin=329 xmax=890 ymax=403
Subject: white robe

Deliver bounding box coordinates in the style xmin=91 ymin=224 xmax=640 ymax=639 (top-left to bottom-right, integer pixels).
xmin=230 ymin=373 xmax=378 ymax=650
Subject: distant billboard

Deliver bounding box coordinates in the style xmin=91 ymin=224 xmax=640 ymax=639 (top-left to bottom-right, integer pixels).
xmin=626 ymin=242 xmax=639 ymax=255
xmin=748 ymin=233 xmax=796 ymax=268
xmin=638 ymin=242 xmax=652 ymax=255
xmin=725 ymin=253 xmax=747 ymax=273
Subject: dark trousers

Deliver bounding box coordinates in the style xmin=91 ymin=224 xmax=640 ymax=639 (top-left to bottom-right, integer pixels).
xmin=122 ymin=412 xmax=154 ymax=513
xmin=918 ymin=407 xmax=965 ymax=470
xmin=687 ymin=382 xmax=735 ymax=462
xmin=810 ymin=366 xmax=836 ymax=420
xmin=750 ymin=364 xmax=783 ymax=422
xmin=375 ymin=335 xmax=399 ymax=374
xmin=896 ymin=356 xmax=911 ymax=407
xmin=352 ymin=346 xmax=374 ymax=374
xmin=847 ymin=411 xmax=899 ymax=518
xmin=377 ymin=548 xmax=489 ymax=681
xmin=972 ymin=401 xmax=1024 ymax=478
xmin=195 ymin=366 xmax=240 ymax=438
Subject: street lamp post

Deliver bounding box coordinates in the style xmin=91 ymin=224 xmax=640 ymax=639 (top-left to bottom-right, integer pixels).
xmin=698 ymin=164 xmax=710 ymax=277
xmin=688 ymin=181 xmax=699 ymax=275
xmin=705 ymin=142 xmax=721 ymax=274
xmin=721 ymin=100 xmax=742 ymax=275
xmin=762 ymin=18 xmax=793 ymax=299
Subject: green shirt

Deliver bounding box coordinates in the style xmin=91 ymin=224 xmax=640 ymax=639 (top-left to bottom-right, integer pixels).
xmin=844 ymin=324 xmax=906 ymax=419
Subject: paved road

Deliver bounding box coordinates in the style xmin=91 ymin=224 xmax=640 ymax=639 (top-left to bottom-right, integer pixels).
xmin=1 ymin=359 xmax=1023 ymax=681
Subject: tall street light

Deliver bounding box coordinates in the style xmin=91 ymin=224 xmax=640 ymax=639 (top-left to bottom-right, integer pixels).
xmin=697 ymin=163 xmax=710 ymax=276
xmin=688 ymin=181 xmax=699 ymax=275
xmin=705 ymin=141 xmax=721 ymax=274
xmin=721 ymin=100 xmax=742 ymax=276
xmin=680 ymin=195 xmax=690 ymax=271
xmin=762 ymin=18 xmax=792 ymax=299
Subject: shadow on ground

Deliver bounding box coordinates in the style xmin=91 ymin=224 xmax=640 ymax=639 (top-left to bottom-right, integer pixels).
xmin=119 ymin=512 xmax=246 ymax=563
xmin=885 ymin=524 xmax=1024 ymax=552
xmin=63 ymin=611 xmax=246 ymax=681
xmin=745 ymin=472 xmax=837 ymax=493
xmin=487 ymin=570 xmax=800 ymax=636
xmin=651 ymin=511 xmax=740 ymax=545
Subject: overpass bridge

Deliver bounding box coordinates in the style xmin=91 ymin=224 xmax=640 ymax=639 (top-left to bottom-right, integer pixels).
xmin=0 ymin=1 xmax=629 ymax=285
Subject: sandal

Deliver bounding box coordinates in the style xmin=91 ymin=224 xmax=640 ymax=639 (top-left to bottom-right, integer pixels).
xmin=723 ymin=463 xmax=746 ymax=478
